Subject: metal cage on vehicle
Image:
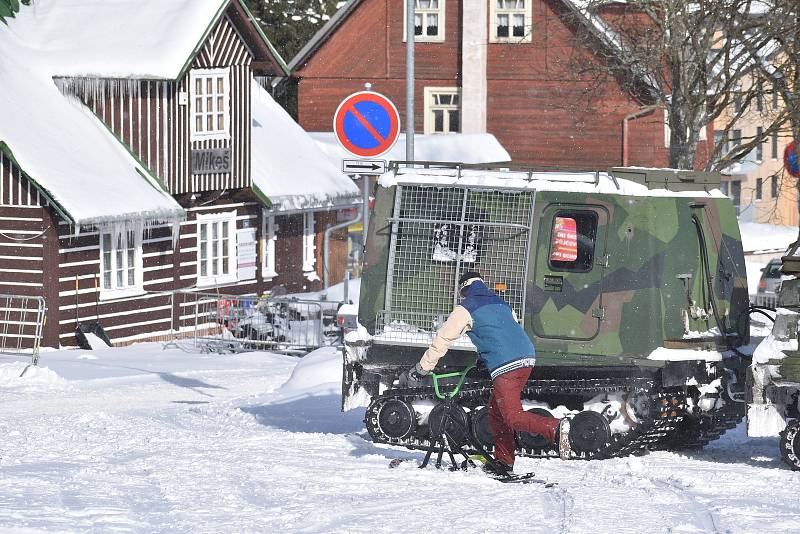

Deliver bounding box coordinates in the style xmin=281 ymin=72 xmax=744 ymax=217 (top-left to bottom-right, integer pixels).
xmin=375 ymin=183 xmax=535 ymax=347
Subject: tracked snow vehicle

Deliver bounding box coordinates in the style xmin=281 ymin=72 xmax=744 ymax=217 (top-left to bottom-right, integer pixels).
xmin=748 ymin=247 xmax=800 ymax=470
xmin=344 ymin=163 xmax=750 ymax=460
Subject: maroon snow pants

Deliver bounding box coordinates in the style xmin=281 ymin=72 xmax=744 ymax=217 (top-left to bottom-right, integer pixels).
xmin=488 ymin=367 xmax=560 ymax=466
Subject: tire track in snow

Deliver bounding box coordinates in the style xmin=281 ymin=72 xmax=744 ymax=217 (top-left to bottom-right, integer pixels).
xmin=649 ymin=477 xmax=721 ymax=533
xmin=546 ymin=486 xmax=574 ymax=534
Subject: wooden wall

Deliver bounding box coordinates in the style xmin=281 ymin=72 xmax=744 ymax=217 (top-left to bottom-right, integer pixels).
xmin=60 ymin=12 xmax=254 ymax=196
xmin=293 ymin=0 xmax=712 ymax=169
xmin=0 ymin=154 xmax=50 ymax=349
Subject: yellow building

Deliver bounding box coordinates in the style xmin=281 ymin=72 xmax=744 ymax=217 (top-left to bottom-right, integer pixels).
xmin=716 ymin=78 xmax=797 ymax=226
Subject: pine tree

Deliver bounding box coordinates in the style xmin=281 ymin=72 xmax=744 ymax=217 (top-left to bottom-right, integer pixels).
xmin=244 ymin=0 xmax=343 ymax=62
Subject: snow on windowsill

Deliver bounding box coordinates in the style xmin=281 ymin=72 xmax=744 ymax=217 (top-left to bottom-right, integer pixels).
xmin=99 ymin=287 xmax=146 ymax=302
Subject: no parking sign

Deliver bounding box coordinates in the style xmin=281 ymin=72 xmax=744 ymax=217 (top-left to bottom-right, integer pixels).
xmin=333 ymin=91 xmax=400 ymax=158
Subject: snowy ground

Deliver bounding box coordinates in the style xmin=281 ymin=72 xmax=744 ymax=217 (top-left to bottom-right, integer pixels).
xmin=1 ymin=343 xmax=798 ymax=534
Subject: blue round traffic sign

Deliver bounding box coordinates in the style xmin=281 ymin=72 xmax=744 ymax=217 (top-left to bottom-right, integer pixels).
xmin=334 ymin=91 xmax=400 ymax=158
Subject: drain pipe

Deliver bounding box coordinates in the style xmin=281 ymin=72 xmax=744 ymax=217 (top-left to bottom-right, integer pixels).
xmin=324 ymin=204 xmax=363 ymax=289
xmin=622 ymin=105 xmax=658 ymax=166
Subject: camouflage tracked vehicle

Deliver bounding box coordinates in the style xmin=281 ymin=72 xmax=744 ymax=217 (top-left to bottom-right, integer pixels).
xmin=748 ymin=247 xmax=800 ymax=470
xmin=343 ymin=163 xmax=751 ymax=460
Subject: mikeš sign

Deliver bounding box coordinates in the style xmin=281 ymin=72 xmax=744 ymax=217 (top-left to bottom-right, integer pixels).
xmin=192 ymin=148 xmax=231 ymax=174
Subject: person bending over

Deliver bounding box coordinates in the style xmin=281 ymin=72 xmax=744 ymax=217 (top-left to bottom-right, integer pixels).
xmin=400 ymin=271 xmax=571 ymax=472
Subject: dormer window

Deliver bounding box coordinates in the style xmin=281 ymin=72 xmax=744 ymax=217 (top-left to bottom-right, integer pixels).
xmin=190 ymin=68 xmax=230 ymax=141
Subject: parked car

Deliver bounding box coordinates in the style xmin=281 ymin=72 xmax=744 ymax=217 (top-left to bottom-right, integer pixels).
xmin=758 ymin=258 xmax=785 ymax=295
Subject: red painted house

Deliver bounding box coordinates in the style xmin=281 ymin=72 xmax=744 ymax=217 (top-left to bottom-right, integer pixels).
xmin=0 ymin=0 xmax=358 ymax=349
xmin=288 ymin=0 xmax=712 ymax=169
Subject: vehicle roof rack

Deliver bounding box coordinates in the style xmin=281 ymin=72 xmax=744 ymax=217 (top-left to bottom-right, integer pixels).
xmin=609 ymin=167 xmax=721 ymax=191
xmin=388 ymin=160 xmax=603 ymax=185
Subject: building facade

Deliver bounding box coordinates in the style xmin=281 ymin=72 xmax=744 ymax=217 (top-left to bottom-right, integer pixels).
xmin=0 ymin=0 xmax=358 ymax=349
xmin=288 ymin=0 xmax=713 ymax=169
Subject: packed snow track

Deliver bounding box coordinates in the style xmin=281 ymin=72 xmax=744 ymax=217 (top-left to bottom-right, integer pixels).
xmin=0 ymin=344 xmax=797 ymax=533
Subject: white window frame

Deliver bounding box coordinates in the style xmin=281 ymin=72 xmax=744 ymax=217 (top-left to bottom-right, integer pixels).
xmin=490 ymin=0 xmax=533 ymax=43
xmin=99 ymin=229 xmax=144 ymax=300
xmin=261 ymin=211 xmax=277 ymax=280
xmin=402 ymin=0 xmax=446 ymax=43
xmin=424 ymin=87 xmax=461 ymax=134
xmin=302 ymin=212 xmax=319 ymax=281
xmin=189 ymin=68 xmax=230 ymax=142
xmin=196 ymin=211 xmax=238 ymax=287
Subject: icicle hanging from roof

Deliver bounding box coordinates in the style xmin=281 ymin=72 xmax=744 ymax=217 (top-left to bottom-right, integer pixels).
xmin=53 ymin=77 xmax=141 ymax=105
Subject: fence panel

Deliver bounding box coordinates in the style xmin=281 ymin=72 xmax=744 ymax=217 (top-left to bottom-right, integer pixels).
xmin=750 ymin=293 xmax=778 ymax=309
xmin=164 ymin=291 xmax=342 ymax=355
xmin=0 ymin=294 xmax=46 ymax=366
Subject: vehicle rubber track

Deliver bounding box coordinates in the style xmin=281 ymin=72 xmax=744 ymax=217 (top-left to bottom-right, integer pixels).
xmin=365 ymin=377 xmax=687 ymax=461
xmin=661 ymin=388 xmax=746 ymax=451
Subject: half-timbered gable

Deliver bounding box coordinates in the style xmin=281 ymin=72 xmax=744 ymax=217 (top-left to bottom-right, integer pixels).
xmin=174 ymin=11 xmax=255 ymax=194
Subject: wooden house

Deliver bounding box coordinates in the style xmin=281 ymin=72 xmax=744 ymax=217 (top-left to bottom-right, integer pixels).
xmin=288 ymin=0 xmax=713 ymax=169
xmin=0 ymin=0 xmax=358 ymax=349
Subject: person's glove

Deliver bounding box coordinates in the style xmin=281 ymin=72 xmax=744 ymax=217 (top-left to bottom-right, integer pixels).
xmin=398 ymin=362 xmax=430 ymax=388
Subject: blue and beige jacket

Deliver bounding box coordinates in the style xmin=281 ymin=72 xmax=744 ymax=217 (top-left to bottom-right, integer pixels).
xmin=419 ymin=280 xmax=536 ymax=379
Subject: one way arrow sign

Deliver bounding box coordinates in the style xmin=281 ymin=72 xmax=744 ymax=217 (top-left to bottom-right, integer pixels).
xmin=342 ymin=159 xmax=387 ymax=175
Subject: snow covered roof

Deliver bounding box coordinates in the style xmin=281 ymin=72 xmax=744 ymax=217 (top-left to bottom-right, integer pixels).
xmin=5 ymin=0 xmax=287 ymax=79
xmin=379 ymin=165 xmax=728 ymax=199
xmin=250 ymin=81 xmax=359 ymax=213
xmin=0 ymin=4 xmax=184 ymax=227
xmin=740 ymin=222 xmax=797 ymax=254
xmin=310 ymin=133 xmax=511 ymax=169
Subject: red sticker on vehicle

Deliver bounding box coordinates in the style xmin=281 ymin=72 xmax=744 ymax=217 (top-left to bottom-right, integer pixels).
xmin=551 ymin=217 xmax=578 ymax=262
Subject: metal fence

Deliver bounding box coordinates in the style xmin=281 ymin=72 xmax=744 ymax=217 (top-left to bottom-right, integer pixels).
xmin=164 ymin=291 xmax=343 ymax=355
xmin=0 ymin=294 xmax=46 ymax=366
xmin=383 ymin=184 xmax=534 ymax=334
xmin=750 ymin=293 xmax=779 ymax=309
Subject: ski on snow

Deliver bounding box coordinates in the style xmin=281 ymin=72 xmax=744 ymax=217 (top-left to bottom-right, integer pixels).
xmin=388 ymin=458 xmax=556 ymax=486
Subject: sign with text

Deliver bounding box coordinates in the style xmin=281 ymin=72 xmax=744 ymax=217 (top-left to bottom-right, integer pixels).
xmin=550 ymin=217 xmax=578 ymax=262
xmin=237 ymin=228 xmax=257 ymax=281
xmin=192 ymin=148 xmax=231 ymax=175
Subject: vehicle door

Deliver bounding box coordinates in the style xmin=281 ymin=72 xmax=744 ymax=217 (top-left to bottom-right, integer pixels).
xmin=530 ymin=203 xmax=609 ymax=340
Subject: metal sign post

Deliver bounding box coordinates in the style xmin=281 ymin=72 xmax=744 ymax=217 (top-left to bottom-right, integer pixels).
xmin=406 ymin=0 xmax=415 ymax=161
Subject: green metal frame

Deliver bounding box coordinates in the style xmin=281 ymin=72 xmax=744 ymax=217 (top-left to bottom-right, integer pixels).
xmin=432 ymin=364 xmax=476 ymax=400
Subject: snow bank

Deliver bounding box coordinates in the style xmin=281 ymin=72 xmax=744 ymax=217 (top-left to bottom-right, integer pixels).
xmin=278 ymin=346 xmax=341 ymax=394
xmin=251 ymin=81 xmax=359 ymax=212
xmin=0 ymin=362 xmax=66 ymax=388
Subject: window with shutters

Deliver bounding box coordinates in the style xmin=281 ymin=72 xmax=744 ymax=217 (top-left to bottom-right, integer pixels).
xmin=190 ymin=68 xmax=230 ymax=141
